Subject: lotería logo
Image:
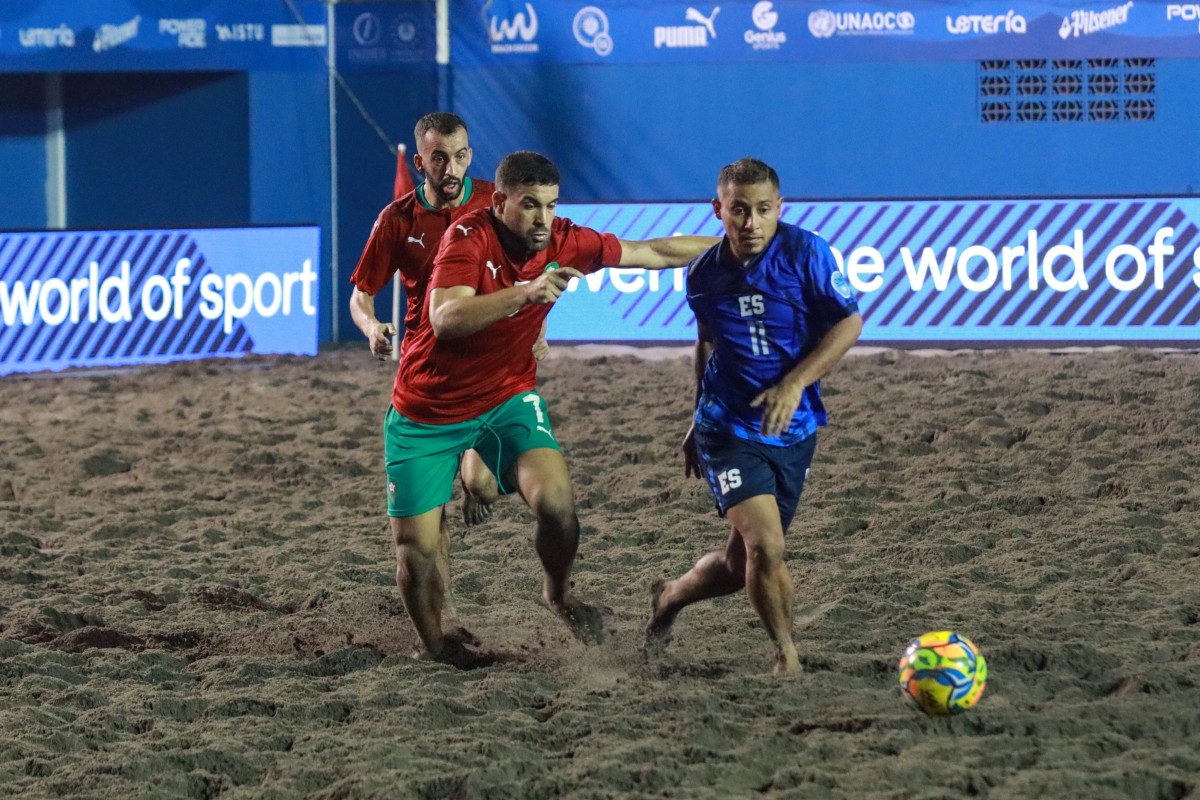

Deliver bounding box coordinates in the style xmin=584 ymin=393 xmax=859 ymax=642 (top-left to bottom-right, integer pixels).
xmin=19 ymin=24 xmax=74 ymax=48
xmin=808 ymin=8 xmax=914 ymax=37
xmin=159 ymin=18 xmax=206 ymax=49
xmin=352 ymin=12 xmax=381 ymax=46
xmin=746 ymin=1 xmax=786 ymax=49
xmin=487 ymin=1 xmax=539 ymax=53
xmin=1059 ymin=1 xmax=1133 ymax=39
xmin=654 ymin=6 xmax=720 ymax=48
xmin=945 ymin=11 xmax=1027 ymax=35
xmin=94 ymin=16 xmax=140 ymax=52
xmin=1166 ymin=4 xmax=1200 ymax=31
xmin=573 ymin=6 xmax=612 ymax=56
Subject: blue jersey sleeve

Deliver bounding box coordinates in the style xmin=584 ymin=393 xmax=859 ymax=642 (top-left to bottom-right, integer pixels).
xmin=802 ymin=234 xmax=859 ymax=327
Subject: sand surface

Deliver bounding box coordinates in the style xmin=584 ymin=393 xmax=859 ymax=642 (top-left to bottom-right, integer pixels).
xmin=1 ymin=345 xmax=1198 ymax=799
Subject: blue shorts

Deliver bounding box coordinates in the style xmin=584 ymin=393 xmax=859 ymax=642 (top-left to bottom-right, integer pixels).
xmin=693 ymin=428 xmax=817 ymax=531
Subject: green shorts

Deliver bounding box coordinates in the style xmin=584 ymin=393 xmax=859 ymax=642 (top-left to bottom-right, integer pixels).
xmin=384 ymin=390 xmax=561 ymax=517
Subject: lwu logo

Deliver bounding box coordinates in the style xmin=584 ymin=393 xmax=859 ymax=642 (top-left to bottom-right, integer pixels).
xmin=484 ymin=1 xmax=539 ymax=54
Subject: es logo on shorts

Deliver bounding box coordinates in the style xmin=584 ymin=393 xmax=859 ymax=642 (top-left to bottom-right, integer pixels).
xmin=717 ymin=468 xmax=742 ymax=495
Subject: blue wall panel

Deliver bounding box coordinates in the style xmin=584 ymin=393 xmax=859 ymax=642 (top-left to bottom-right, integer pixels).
xmin=64 ymin=72 xmax=250 ymax=228
xmin=0 ymin=75 xmax=50 ymax=230
xmin=453 ymin=59 xmax=1200 ymax=202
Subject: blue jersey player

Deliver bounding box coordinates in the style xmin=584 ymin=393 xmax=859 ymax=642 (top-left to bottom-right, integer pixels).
xmin=647 ymin=158 xmax=863 ymax=674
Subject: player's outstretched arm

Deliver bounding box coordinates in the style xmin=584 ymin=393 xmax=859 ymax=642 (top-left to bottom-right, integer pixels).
xmin=616 ymin=236 xmax=719 ymax=270
xmin=429 ymin=268 xmax=585 ymax=339
xmin=349 ymin=286 xmax=395 ymax=359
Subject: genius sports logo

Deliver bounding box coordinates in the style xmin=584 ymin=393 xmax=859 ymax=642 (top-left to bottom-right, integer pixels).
xmin=485 ymin=1 xmax=539 ymax=54
xmin=655 ymin=6 xmax=720 ymax=48
xmin=1059 ymin=1 xmax=1134 ymax=38
xmin=745 ymin=2 xmax=787 ymax=50
xmin=808 ymin=8 xmax=915 ymax=37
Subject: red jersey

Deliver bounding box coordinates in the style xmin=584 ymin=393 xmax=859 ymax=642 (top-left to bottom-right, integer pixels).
xmin=392 ymin=208 xmax=623 ymax=423
xmin=349 ymin=177 xmax=495 ymax=337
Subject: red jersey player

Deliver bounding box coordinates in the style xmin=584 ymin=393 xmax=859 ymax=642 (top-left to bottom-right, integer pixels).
xmin=387 ymin=150 xmax=718 ymax=661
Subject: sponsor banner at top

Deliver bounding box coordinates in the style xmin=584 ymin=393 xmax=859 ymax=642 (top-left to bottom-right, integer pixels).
xmin=452 ymin=0 xmax=1200 ymax=67
xmin=334 ymin=2 xmax=436 ymax=72
xmin=0 ymin=0 xmax=330 ymax=73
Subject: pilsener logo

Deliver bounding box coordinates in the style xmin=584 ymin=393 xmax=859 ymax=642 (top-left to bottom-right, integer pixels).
xmin=1059 ymin=1 xmax=1133 ymax=38
xmin=488 ymin=2 xmax=539 ymax=53
xmin=655 ymin=6 xmax=720 ymax=48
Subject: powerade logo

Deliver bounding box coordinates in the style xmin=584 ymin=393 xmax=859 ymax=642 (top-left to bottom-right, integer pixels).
xmin=746 ymin=1 xmax=787 ymax=50
xmin=1166 ymin=4 xmax=1200 ymax=31
xmin=1059 ymin=1 xmax=1133 ymax=39
xmin=487 ymin=1 xmax=538 ymax=53
xmin=945 ymin=11 xmax=1027 ymax=35
xmin=159 ymin=18 xmax=206 ymax=49
xmin=808 ymin=9 xmax=915 ymax=38
xmin=654 ymin=6 xmax=720 ymax=48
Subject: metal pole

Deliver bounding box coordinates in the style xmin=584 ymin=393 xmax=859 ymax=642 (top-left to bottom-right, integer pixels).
xmin=327 ymin=2 xmax=340 ymax=342
xmin=45 ymin=73 xmax=66 ymax=229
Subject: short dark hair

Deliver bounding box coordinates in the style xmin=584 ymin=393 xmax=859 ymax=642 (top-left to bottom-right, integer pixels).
xmin=414 ymin=112 xmax=467 ymax=143
xmin=718 ymin=157 xmax=780 ymax=192
xmin=495 ymin=151 xmax=560 ymax=193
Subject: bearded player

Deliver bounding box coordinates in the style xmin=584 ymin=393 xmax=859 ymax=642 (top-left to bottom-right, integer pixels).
xmin=387 ymin=150 xmax=717 ymax=660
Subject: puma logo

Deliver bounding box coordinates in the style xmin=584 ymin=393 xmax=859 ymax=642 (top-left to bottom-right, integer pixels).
xmin=685 ymin=6 xmax=720 ymax=38
xmin=456 ymin=224 xmax=473 ymax=236
xmin=406 ymin=233 xmax=426 ymax=248
xmin=485 ymin=261 xmax=501 ymax=280
xmin=537 ymin=425 xmax=555 ymax=439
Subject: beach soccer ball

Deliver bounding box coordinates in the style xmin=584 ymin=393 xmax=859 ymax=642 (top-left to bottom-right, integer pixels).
xmin=898 ymin=630 xmax=987 ymax=716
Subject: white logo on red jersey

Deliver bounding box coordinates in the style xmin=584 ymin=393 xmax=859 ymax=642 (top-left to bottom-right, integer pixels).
xmin=407 ymin=233 xmax=426 ymax=248
xmin=456 ymin=224 xmax=473 ymax=236
xmin=485 ymin=261 xmax=501 ymax=280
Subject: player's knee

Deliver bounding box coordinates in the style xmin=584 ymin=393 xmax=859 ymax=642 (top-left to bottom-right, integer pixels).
xmin=745 ymin=536 xmax=785 ymax=569
xmin=530 ymin=481 xmax=576 ymax=529
xmin=462 ymin=471 xmax=499 ymax=504
xmin=391 ymin=517 xmax=441 ymax=553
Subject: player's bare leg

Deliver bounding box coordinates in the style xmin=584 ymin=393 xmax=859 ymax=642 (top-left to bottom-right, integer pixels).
xmin=436 ymin=508 xmax=458 ymax=619
xmin=392 ymin=508 xmax=449 ymax=659
xmin=459 ymin=448 xmax=499 ymax=526
xmin=514 ymin=447 xmax=606 ymax=644
xmin=727 ymin=494 xmax=800 ymax=674
xmin=646 ymin=529 xmax=747 ymax=645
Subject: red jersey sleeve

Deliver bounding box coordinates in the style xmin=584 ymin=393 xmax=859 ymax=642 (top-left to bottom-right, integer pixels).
xmin=556 ymin=218 xmax=623 ymax=273
xmin=349 ymin=207 xmax=400 ymax=296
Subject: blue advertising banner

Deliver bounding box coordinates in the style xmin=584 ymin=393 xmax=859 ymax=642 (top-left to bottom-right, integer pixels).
xmin=0 ymin=0 xmax=329 ymax=73
xmin=453 ymin=0 xmax=1200 ymax=66
xmin=335 ymin=1 xmax=436 ymax=72
xmin=0 ymin=226 xmax=320 ymax=376
xmin=552 ymin=197 xmax=1200 ymax=345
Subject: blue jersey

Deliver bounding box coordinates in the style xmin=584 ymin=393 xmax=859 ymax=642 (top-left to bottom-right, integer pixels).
xmin=686 ymin=222 xmax=859 ymax=446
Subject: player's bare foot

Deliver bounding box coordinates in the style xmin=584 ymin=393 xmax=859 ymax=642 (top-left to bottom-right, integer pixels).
xmin=645 ymin=579 xmax=678 ymax=646
xmin=460 ymin=491 xmax=492 ymax=526
xmin=541 ymin=595 xmax=608 ymax=645
xmin=410 ymin=626 xmax=481 ymax=664
xmin=774 ymin=644 xmax=801 ymax=675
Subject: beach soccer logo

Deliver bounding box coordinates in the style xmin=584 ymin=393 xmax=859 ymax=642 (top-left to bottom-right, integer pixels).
xmin=573 ymin=6 xmax=612 ymax=56
xmin=484 ymin=0 xmax=539 ymax=53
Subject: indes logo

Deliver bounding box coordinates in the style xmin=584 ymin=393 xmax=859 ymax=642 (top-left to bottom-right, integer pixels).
xmin=573 ymin=6 xmax=612 ymax=55
xmin=93 ymin=16 xmax=140 ymax=52
xmin=654 ymin=6 xmax=720 ymax=48
xmin=19 ymin=24 xmax=74 ymax=48
xmin=488 ymin=2 xmax=539 ymax=53
xmin=945 ymin=11 xmax=1027 ymax=35
xmin=352 ymin=12 xmax=381 ymax=46
xmin=746 ymin=1 xmax=787 ymax=50
xmin=159 ymin=18 xmax=206 ymax=49
xmin=1059 ymin=1 xmax=1133 ymax=38
xmin=808 ymin=9 xmax=915 ymax=38
xmin=1166 ymin=4 xmax=1200 ymax=31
